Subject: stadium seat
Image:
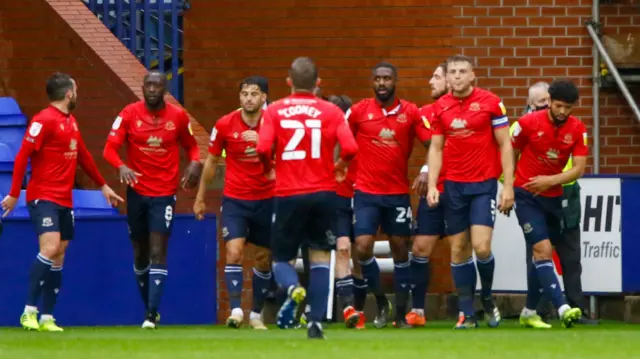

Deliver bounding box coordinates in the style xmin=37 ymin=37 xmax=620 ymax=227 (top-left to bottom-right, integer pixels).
xmin=0 ymin=143 xmax=12 ymax=172
xmin=0 ymin=97 xmax=27 ymax=157
xmin=73 ymin=189 xmax=119 ymax=216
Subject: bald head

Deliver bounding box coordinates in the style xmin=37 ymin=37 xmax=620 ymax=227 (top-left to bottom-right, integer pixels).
xmin=289 ymin=57 xmax=318 ymax=91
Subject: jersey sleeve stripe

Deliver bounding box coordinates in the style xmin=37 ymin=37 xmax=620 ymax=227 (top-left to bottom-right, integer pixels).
xmin=491 ymin=116 xmax=509 ymax=127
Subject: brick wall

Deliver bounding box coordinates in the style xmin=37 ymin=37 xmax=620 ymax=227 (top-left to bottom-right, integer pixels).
xmin=0 ymin=0 xmax=213 ymax=214
xmin=183 ymin=0 xmax=640 ymax=322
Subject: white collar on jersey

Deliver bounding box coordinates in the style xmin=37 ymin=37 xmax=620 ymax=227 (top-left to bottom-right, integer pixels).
xmin=382 ymin=103 xmax=401 ymax=116
xmin=262 ymin=102 xmax=268 ymax=110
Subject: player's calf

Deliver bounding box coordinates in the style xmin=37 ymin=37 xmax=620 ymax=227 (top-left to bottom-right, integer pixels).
xmin=250 ymin=247 xmax=272 ymax=330
xmin=388 ymin=235 xmax=411 ymax=328
xmin=355 ymin=235 xmax=389 ymax=324
xmin=144 ymin=233 xmax=169 ymax=329
xmin=408 ymin=234 xmax=437 ymax=326
xmin=224 ymin=238 xmax=246 ymax=328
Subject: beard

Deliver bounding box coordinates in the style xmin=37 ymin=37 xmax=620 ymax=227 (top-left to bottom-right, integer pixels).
xmin=374 ymin=86 xmax=396 ymax=103
xmin=67 ymin=97 xmax=77 ymax=112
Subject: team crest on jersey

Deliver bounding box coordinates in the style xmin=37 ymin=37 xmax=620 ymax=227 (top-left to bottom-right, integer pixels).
xmin=546 ymin=149 xmax=559 ymax=160
xmin=563 ymin=134 xmax=573 ymax=144
xmin=379 ymin=128 xmax=395 ymax=139
xmin=450 ymin=118 xmax=467 ymax=129
xmin=469 ymin=102 xmax=481 ymax=111
xmin=165 ymin=121 xmax=176 ymax=131
xmin=396 ymin=113 xmax=407 ymax=123
xmin=69 ymin=139 xmax=77 ymax=151
xmin=29 ymin=122 xmax=42 ymax=137
xmin=147 ymin=136 xmax=163 ymax=147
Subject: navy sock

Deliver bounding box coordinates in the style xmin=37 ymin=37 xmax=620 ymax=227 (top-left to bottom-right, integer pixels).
xmin=353 ymin=277 xmax=367 ymax=311
xmin=251 ymin=268 xmax=271 ymax=313
xmin=476 ymin=253 xmax=495 ymax=300
xmin=410 ymin=256 xmax=429 ymax=310
xmin=451 ymin=258 xmax=476 ymax=317
xmin=394 ymin=260 xmax=411 ymax=320
xmin=26 ymin=253 xmax=53 ymax=307
xmin=360 ymin=257 xmax=385 ymax=308
xmin=308 ymin=263 xmax=330 ymax=323
xmin=224 ymin=264 xmax=243 ymax=310
xmin=534 ymin=259 xmax=567 ymax=309
xmin=526 ymin=258 xmax=543 ymax=310
xmin=134 ymin=264 xmax=150 ymax=310
xmin=336 ymin=275 xmax=354 ymax=309
xmin=42 ymin=266 xmax=62 ymax=315
xmin=148 ymin=264 xmax=168 ymax=315
xmin=272 ymin=262 xmax=299 ymax=293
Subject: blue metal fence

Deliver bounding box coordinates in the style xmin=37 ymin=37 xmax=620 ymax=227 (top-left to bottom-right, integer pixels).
xmin=83 ymin=0 xmax=189 ymax=104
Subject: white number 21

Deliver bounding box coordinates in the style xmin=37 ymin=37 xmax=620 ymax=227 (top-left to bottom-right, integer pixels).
xmin=281 ymin=119 xmax=321 ymax=161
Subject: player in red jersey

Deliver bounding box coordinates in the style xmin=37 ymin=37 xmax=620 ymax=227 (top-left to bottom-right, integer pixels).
xmin=427 ymin=55 xmax=515 ymax=329
xmin=103 ymin=70 xmax=202 ymax=329
xmin=256 ymin=57 xmax=358 ymax=339
xmin=511 ymin=79 xmax=586 ymax=329
xmin=406 ymin=62 xmax=450 ymax=327
xmin=193 ymin=76 xmax=274 ymax=330
xmin=347 ymin=62 xmax=431 ymax=329
xmin=1 ymin=73 xmax=122 ymax=332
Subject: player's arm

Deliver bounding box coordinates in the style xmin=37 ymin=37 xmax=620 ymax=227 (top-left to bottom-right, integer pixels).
xmin=414 ymin=108 xmax=432 ymax=148
xmin=178 ymin=112 xmax=203 ymax=190
xmin=548 ymin=125 xmax=588 ymax=186
xmin=77 ymin=133 xmax=124 ymax=206
xmin=413 ymin=109 xmax=433 ymax=195
xmin=194 ymin=121 xmax=225 ymax=220
xmin=256 ymin=111 xmax=276 ymax=174
xmin=426 ymin=108 xmax=444 ymax=190
xmin=492 ymin=102 xmax=514 ymax=189
xmin=103 ymin=109 xmax=141 ymax=186
xmin=509 ymin=120 xmax=527 ymax=171
xmin=1 ymin=119 xmax=45 ymax=216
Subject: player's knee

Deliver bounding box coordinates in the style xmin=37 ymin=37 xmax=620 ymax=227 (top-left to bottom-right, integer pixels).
xmin=337 ymin=237 xmax=351 ymax=257
xmin=225 ymin=247 xmax=244 ymax=265
xmin=449 ymin=238 xmax=472 ymax=263
xmin=412 ymin=235 xmax=436 ymax=257
xmin=149 ymin=246 xmax=166 ymax=264
xmin=253 ymin=249 xmax=271 ymax=272
xmin=532 ymin=240 xmax=553 ymax=261
xmin=309 ymin=249 xmax=330 ymax=264
xmin=473 ymin=242 xmax=492 ymax=260
xmin=38 ymin=233 xmax=62 ymax=258
xmin=354 ymin=235 xmax=374 ymax=259
xmin=389 ymin=236 xmax=410 ymax=261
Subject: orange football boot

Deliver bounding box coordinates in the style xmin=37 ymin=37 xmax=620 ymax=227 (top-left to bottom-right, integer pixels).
xmin=343 ymin=306 xmax=361 ymax=328
xmin=405 ymin=311 xmax=426 ymax=327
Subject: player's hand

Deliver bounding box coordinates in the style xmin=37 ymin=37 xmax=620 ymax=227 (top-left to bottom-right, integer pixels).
xmin=241 ymin=130 xmax=259 ymax=144
xmin=193 ymin=197 xmax=206 ymax=221
xmin=426 ymin=187 xmax=440 ymax=208
xmin=1 ymin=195 xmax=17 ymax=218
xmin=100 ymin=185 xmax=124 ymax=207
xmin=412 ymin=172 xmax=429 ymax=197
xmin=498 ymin=186 xmax=515 ymax=216
xmin=265 ymin=168 xmax=275 ymax=181
xmin=181 ymin=161 xmax=203 ymax=190
xmin=334 ymin=166 xmax=347 ymax=183
xmin=524 ymin=176 xmax=555 ymax=195
xmin=119 ymin=165 xmax=142 ymax=187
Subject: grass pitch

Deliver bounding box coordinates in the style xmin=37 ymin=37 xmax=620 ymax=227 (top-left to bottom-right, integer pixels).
xmin=0 ymin=320 xmax=638 ymax=359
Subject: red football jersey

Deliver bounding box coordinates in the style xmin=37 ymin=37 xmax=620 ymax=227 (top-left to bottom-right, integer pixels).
xmin=431 ymin=87 xmax=508 ymax=182
xmin=106 ymin=101 xmax=200 ymax=197
xmin=209 ymin=109 xmax=274 ymax=200
xmin=419 ymin=104 xmax=445 ymax=193
xmin=512 ymin=110 xmax=589 ymax=197
xmin=348 ymin=98 xmax=424 ymax=195
xmin=336 ymin=156 xmax=357 ymax=198
xmin=9 ymin=106 xmax=106 ymax=208
xmin=256 ymin=92 xmax=358 ymax=197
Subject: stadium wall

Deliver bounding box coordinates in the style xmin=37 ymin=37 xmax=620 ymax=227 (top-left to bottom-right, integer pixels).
xmin=183 ymin=0 xmax=640 ymax=322
xmin=0 ymin=0 xmax=214 ymax=215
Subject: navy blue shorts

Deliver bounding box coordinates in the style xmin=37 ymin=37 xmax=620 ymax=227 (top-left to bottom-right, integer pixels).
xmin=126 ymin=187 xmax=176 ymax=241
xmin=27 ymin=200 xmax=74 ymax=240
xmin=220 ymin=196 xmax=273 ymax=249
xmin=443 ymin=179 xmax=498 ymax=236
xmin=514 ymin=187 xmax=563 ymax=245
xmin=353 ymin=191 xmax=412 ymax=237
xmin=414 ymin=197 xmax=445 ymax=237
xmin=271 ymin=191 xmax=337 ymax=262
xmin=335 ymin=195 xmax=354 ymax=241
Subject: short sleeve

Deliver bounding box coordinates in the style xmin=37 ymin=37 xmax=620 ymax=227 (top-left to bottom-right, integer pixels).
xmin=345 ymin=101 xmax=362 ymax=135
xmin=107 ymin=107 xmax=131 ymax=146
xmin=489 ymin=97 xmax=509 ymax=129
xmin=572 ymin=121 xmax=589 ymax=157
xmin=510 ymin=120 xmax=527 ymax=151
xmin=208 ymin=117 xmax=227 ymax=157
xmin=415 ymin=106 xmax=432 ymax=143
xmin=431 ymin=102 xmax=444 ymax=136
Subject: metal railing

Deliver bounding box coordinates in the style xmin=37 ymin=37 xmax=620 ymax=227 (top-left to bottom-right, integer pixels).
xmin=83 ymin=0 xmax=188 ymax=103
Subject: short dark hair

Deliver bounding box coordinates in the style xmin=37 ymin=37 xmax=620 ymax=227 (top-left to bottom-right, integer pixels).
xmin=46 ymin=72 xmax=74 ymax=101
xmin=239 ymin=76 xmax=268 ymax=94
xmin=144 ymin=70 xmax=166 ymax=84
xmin=289 ymin=57 xmax=318 ymax=90
xmin=437 ymin=61 xmax=447 ymax=74
xmin=327 ymin=95 xmax=352 ymax=113
xmin=373 ymin=62 xmax=397 ymax=77
xmin=445 ymin=55 xmax=475 ymax=69
xmin=548 ymin=79 xmax=580 ymax=104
